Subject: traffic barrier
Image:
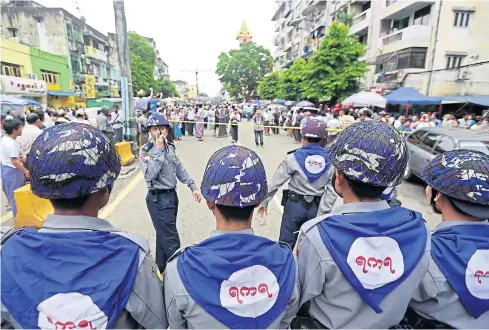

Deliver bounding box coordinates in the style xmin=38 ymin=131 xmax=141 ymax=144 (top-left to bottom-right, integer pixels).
xmin=14 ymin=183 xmax=53 ymax=229
xmin=115 ymin=141 xmax=136 ymax=166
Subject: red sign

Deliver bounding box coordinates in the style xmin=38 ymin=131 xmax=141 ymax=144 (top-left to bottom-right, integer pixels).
xmin=370 ymin=86 xmax=384 ymax=94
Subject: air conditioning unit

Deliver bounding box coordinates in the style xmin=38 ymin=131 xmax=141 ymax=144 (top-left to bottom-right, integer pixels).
xmin=456 ymin=70 xmax=471 ymax=81
xmin=27 ymin=74 xmax=38 ymax=80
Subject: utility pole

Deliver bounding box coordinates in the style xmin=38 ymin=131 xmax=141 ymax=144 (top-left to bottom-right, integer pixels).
xmin=182 ymin=68 xmax=212 ymax=97
xmin=113 ymin=0 xmax=137 ymax=153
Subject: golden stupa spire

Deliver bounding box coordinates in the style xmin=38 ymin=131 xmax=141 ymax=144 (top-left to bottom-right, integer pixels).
xmin=236 ymin=20 xmax=252 ymax=44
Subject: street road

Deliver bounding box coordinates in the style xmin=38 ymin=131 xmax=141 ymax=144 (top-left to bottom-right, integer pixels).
xmin=1 ymin=123 xmax=441 ymax=251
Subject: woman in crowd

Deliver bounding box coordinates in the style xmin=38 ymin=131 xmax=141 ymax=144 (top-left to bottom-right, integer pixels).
xmin=229 ymin=108 xmax=240 ymax=143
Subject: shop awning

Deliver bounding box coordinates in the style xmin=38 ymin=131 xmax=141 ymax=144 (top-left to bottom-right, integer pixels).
xmin=47 ymin=91 xmax=76 ymax=97
xmin=442 ymin=95 xmax=489 ymax=107
xmin=21 ymin=97 xmax=40 ymax=106
xmin=384 ymin=87 xmax=443 ymax=105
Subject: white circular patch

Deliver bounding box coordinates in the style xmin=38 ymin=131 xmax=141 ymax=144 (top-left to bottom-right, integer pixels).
xmin=220 ymin=265 xmax=279 ymax=318
xmin=37 ymin=292 xmax=108 ymax=330
xmin=347 ymin=237 xmax=404 ymax=290
xmin=304 ymin=155 xmax=326 ymax=174
xmin=465 ymin=249 xmax=489 ymax=299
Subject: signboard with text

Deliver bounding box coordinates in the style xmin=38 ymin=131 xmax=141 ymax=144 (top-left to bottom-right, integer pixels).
xmin=0 ymin=76 xmax=47 ymax=96
xmin=84 ymin=75 xmax=96 ymax=99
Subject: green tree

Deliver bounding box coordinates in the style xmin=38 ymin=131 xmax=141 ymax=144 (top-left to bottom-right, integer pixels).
xmin=302 ymin=20 xmax=368 ymax=103
xmin=128 ymin=31 xmax=156 ymax=93
xmin=161 ymin=77 xmax=179 ymax=98
xmin=257 ymin=71 xmax=282 ymax=100
xmin=216 ymin=42 xmax=274 ymax=101
xmin=279 ymin=58 xmax=308 ymax=101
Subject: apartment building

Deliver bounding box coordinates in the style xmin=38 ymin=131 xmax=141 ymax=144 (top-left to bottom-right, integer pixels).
xmin=271 ymin=0 xmax=489 ymax=97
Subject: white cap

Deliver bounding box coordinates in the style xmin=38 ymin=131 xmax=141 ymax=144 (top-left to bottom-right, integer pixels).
xmin=76 ymin=109 xmax=85 ymax=116
xmin=58 ymin=109 xmax=66 ymax=116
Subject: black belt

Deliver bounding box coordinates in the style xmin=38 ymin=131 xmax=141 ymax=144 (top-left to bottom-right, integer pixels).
xmin=281 ymin=189 xmax=321 ymax=208
xmin=150 ymin=188 xmax=176 ymax=194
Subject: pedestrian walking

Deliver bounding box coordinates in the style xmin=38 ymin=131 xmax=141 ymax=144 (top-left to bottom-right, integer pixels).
xmin=110 ymin=105 xmax=124 ymax=143
xmin=218 ymin=107 xmax=227 ymax=138
xmin=293 ymin=110 xmax=303 ymax=143
xmin=98 ymin=106 xmax=114 ymax=144
xmin=257 ymin=119 xmax=337 ymax=249
xmin=139 ymin=113 xmax=202 ymax=272
xmin=172 ymin=111 xmax=182 ymax=141
xmin=208 ymin=106 xmax=215 ymax=131
xmin=195 ymin=105 xmax=206 ymax=141
xmin=1 ymin=118 xmax=27 ymax=217
xmin=272 ymin=108 xmax=280 ymax=135
xmin=186 ymin=106 xmax=195 ymax=136
xmin=136 ymin=110 xmax=149 ymax=147
xmin=229 ymin=108 xmax=240 ymax=143
xmin=1 ymin=123 xmax=168 ymax=329
xmin=263 ymin=109 xmax=271 ymax=136
xmin=252 ymin=110 xmax=265 ymax=147
xmin=164 ymin=145 xmax=300 ymax=329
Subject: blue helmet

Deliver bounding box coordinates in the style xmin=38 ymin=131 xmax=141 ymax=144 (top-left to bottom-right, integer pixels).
xmin=421 ymin=149 xmax=489 ymax=218
xmin=326 ymin=121 xmax=407 ymax=187
xmin=201 ymin=145 xmax=267 ymax=207
xmin=27 ymin=124 xmax=121 ymax=199
xmin=146 ymin=113 xmax=170 ymax=128
xmin=301 ymin=118 xmax=327 ymax=139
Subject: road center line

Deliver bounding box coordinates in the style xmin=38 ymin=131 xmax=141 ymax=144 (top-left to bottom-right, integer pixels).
xmin=100 ymin=172 xmax=143 ymax=220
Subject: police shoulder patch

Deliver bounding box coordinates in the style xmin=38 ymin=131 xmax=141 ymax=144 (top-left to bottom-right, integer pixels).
xmin=140 ymin=153 xmax=151 ymax=164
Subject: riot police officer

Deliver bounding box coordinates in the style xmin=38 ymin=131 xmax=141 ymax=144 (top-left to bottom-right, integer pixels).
xmin=405 ymin=149 xmax=489 ymax=328
xmin=1 ymin=124 xmax=167 ymax=329
xmin=139 ymin=113 xmax=201 ymax=272
xmin=164 ymin=145 xmax=300 ymax=328
xmin=257 ymin=119 xmax=337 ymax=249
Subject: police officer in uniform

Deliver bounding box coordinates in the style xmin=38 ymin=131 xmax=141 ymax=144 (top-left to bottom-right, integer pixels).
xmin=295 ymin=121 xmax=431 ymax=328
xmin=405 ymin=149 xmax=489 ymax=329
xmin=139 ymin=113 xmax=201 ymax=273
xmin=164 ymin=145 xmax=300 ymax=329
xmin=1 ymin=124 xmax=167 ymax=329
xmin=257 ymin=119 xmax=337 ymax=249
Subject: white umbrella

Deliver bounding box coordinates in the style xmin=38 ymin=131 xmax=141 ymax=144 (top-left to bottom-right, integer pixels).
xmin=0 ymin=94 xmax=28 ymax=106
xmin=342 ymin=91 xmax=387 ymax=108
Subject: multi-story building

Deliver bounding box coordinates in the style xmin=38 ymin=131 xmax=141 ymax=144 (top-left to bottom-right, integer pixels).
xmin=146 ymin=37 xmax=169 ymax=82
xmin=173 ymin=80 xmax=190 ymax=99
xmin=271 ymin=0 xmax=489 ymax=97
xmin=1 ymin=0 xmax=121 ymax=106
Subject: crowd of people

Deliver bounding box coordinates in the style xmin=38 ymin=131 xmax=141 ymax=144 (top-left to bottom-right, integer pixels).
xmin=1 ymin=113 xmax=487 ymax=329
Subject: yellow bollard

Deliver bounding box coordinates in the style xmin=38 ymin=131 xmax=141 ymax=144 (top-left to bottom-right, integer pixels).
xmin=115 ymin=141 xmax=136 ymax=166
xmin=14 ymin=184 xmax=54 ymax=229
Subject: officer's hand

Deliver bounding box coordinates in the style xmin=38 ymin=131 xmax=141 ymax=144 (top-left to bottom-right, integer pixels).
xmin=257 ymin=206 xmax=267 ymax=217
xmin=155 ymin=133 xmax=165 ymax=149
xmin=193 ymin=190 xmax=202 ymax=203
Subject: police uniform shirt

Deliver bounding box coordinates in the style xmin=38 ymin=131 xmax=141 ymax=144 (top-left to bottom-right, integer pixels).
xmin=164 ymin=229 xmax=301 ymax=329
xmin=261 ymin=152 xmax=337 ymax=216
xmin=140 ymin=143 xmax=197 ymax=191
xmin=0 ymin=215 xmax=168 ymax=329
xmin=296 ymin=201 xmax=431 ymax=329
xmin=409 ymin=220 xmax=489 ymax=329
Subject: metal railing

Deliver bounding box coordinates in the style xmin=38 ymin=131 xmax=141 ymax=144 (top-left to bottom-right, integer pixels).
xmin=382 ymin=31 xmax=403 ymax=46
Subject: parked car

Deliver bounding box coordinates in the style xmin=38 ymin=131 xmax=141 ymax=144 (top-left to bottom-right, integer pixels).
xmin=403 ymin=127 xmax=489 ymax=180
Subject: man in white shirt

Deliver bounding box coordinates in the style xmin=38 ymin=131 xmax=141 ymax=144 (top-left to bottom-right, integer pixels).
xmin=1 ymin=118 xmax=28 ymax=217
xmin=18 ymin=113 xmax=42 ymax=158
xmin=75 ymin=110 xmax=92 ymax=125
xmin=327 ymin=111 xmax=340 ymax=144
xmin=110 ymin=105 xmax=124 ymax=143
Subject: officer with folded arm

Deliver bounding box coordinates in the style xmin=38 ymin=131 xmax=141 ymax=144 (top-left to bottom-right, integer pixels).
xmin=139 ymin=113 xmax=201 ymax=273
xmin=257 ymin=119 xmax=337 ymax=250
xmin=164 ymin=145 xmax=300 ymax=329
xmin=1 ymin=124 xmax=167 ymax=329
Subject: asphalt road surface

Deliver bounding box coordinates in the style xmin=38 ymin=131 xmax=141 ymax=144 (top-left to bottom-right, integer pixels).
xmin=1 ymin=123 xmax=440 ymax=252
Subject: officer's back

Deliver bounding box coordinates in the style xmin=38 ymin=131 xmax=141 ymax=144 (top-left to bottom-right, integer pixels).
xmin=296 ymin=121 xmax=431 ymax=329
xmin=0 ymin=124 xmax=167 ymax=329
xmin=164 ymin=145 xmax=300 ymax=329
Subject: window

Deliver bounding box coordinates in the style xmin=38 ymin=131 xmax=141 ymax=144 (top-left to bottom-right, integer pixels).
xmin=393 ymin=17 xmax=409 ymax=31
xmin=420 ymin=133 xmax=440 ymax=152
xmin=7 ymin=28 xmax=18 ymax=38
xmin=41 ymin=71 xmax=60 ymax=85
xmin=414 ymin=5 xmax=431 ymax=25
xmin=1 ymin=62 xmax=21 ymax=77
xmin=446 ymin=55 xmax=464 ymax=69
xmin=411 ymin=52 xmax=427 ymax=69
xmin=454 ymin=11 xmax=471 ymax=27
xmin=397 ymin=53 xmax=410 ymax=69
xmin=434 ymin=135 xmax=455 ymax=155
xmin=407 ymin=130 xmax=426 ymax=145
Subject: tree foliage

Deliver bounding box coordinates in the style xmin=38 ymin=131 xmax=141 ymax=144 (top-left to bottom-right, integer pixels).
xmin=216 ymin=42 xmax=274 ymax=101
xmin=279 ymin=58 xmax=308 ymax=101
xmin=257 ymin=71 xmax=282 ymax=100
xmin=302 ymin=20 xmax=368 ymax=103
xmin=128 ymin=31 xmax=156 ymax=93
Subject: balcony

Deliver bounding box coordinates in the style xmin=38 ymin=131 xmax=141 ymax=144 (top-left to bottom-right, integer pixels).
xmin=383 ymin=0 xmax=436 ymax=20
xmin=85 ymin=45 xmax=107 ymax=63
xmin=272 ymin=1 xmax=286 ymax=21
xmin=379 ymin=24 xmax=431 ymax=54
xmin=350 ymin=9 xmax=370 ymax=35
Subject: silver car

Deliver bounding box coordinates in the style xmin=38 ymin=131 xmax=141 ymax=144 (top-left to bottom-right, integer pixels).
xmin=403 ymin=127 xmax=489 ymax=180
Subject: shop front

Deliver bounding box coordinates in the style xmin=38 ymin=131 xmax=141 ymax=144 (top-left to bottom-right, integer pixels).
xmin=0 ymin=75 xmax=47 ymax=107
xmin=47 ymin=91 xmax=77 ymax=109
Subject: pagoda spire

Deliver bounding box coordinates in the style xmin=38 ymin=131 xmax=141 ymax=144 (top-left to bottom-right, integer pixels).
xmin=236 ymin=20 xmax=252 ymax=44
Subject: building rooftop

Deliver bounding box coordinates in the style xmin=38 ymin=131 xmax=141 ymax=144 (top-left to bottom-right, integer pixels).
xmin=236 ymin=20 xmax=252 ymax=39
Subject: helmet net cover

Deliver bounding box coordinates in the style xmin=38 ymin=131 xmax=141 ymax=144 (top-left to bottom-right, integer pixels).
xmin=201 ymin=145 xmax=268 ymax=207
xmin=28 ymin=124 xmax=121 ymax=199
xmin=326 ymin=121 xmax=408 ymax=187
xmin=422 ymin=149 xmax=489 ymax=206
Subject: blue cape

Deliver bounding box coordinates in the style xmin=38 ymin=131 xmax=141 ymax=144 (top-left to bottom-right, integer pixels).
xmin=318 ymin=207 xmax=427 ymax=313
xmin=293 ymin=145 xmax=331 ymax=182
xmin=1 ymin=229 xmax=139 ymax=329
xmin=431 ymin=224 xmax=489 ymax=318
xmin=177 ymin=234 xmax=295 ymax=329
